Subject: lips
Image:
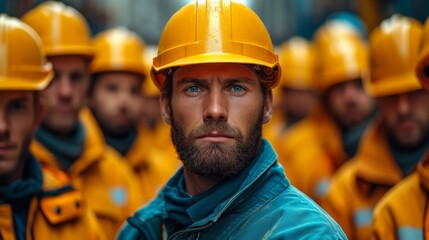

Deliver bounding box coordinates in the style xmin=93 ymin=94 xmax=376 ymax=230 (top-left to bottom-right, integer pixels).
xmin=52 ymin=104 xmax=75 ymax=115
xmin=197 ymin=132 xmax=234 ymax=143
xmin=0 ymin=143 xmax=16 ymax=155
xmin=397 ymin=120 xmax=416 ymax=131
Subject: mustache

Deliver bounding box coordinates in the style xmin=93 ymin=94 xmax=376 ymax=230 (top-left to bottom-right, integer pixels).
xmin=396 ymin=114 xmax=417 ymax=123
xmin=0 ymin=134 xmax=10 ymax=142
xmin=189 ymin=121 xmax=241 ymax=139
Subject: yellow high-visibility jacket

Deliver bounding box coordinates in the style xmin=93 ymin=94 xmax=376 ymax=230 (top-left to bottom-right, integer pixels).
xmin=279 ymin=106 xmax=348 ymax=203
xmin=370 ymin=156 xmax=429 ymax=240
xmin=125 ymin=126 xmax=177 ymax=203
xmin=321 ymin=119 xmax=407 ymax=239
xmin=31 ymin=108 xmax=144 ymax=239
xmin=0 ymin=163 xmax=105 ymax=240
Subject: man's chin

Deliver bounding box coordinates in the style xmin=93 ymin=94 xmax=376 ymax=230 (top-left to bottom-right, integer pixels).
xmin=43 ymin=119 xmax=78 ymax=134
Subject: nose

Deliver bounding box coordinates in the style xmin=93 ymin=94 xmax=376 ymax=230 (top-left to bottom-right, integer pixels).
xmin=343 ymin=81 xmax=362 ymax=98
xmin=203 ymin=89 xmax=228 ymax=122
xmin=397 ymin=94 xmax=411 ymax=115
xmin=57 ymin=76 xmax=73 ymax=99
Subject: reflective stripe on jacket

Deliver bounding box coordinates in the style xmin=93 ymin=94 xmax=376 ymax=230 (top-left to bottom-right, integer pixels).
xmin=321 ymin=119 xmax=407 ymax=239
xmin=370 ymin=155 xmax=429 ymax=240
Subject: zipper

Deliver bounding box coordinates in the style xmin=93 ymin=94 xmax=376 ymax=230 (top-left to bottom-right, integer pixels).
xmin=167 ymin=148 xmax=277 ymax=239
xmin=167 ymin=222 xmax=213 ymax=240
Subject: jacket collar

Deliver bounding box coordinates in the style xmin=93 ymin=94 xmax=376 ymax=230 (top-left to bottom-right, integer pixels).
xmin=309 ymin=105 xmax=348 ymax=166
xmin=125 ymin=127 xmax=153 ymax=169
xmin=166 ymin=139 xmax=286 ymax=234
xmin=31 ymin=107 xmax=105 ymax=177
xmin=417 ymin=154 xmax=429 ymax=191
xmin=132 ymin=138 xmax=287 ymax=237
xmin=355 ymin=118 xmax=403 ymax=185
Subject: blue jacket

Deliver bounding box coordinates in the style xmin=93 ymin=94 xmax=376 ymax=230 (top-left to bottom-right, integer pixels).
xmin=117 ymin=139 xmax=347 ymax=239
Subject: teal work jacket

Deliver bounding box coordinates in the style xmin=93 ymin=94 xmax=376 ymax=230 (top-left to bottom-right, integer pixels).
xmin=117 ymin=139 xmax=347 ymax=239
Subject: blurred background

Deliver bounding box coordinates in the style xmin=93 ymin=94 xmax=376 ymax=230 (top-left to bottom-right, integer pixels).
xmin=2 ymin=0 xmax=429 ymax=46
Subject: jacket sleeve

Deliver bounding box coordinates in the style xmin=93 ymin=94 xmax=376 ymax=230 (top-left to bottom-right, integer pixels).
xmin=320 ymin=178 xmax=354 ymax=238
xmin=369 ymin=202 xmax=396 ymax=240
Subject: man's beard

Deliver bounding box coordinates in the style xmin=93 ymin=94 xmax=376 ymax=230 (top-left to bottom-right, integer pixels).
xmin=170 ymin=109 xmax=264 ymax=179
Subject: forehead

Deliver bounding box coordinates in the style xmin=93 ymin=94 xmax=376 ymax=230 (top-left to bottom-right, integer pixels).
xmin=96 ymin=72 xmax=143 ymax=84
xmin=48 ymin=55 xmax=88 ymax=71
xmin=173 ymin=63 xmax=259 ymax=82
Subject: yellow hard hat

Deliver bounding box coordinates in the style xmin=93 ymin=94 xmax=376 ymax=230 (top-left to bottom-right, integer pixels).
xmin=314 ymin=19 xmax=365 ymax=45
xmin=142 ymin=48 xmax=160 ymax=97
xmin=151 ymin=0 xmax=280 ymax=89
xmin=315 ymin=33 xmax=368 ymax=91
xmin=21 ymin=1 xmax=94 ymax=58
xmin=278 ymin=37 xmax=318 ymax=90
xmin=365 ymin=15 xmax=422 ymax=97
xmin=416 ymin=17 xmax=429 ymax=90
xmin=91 ymin=27 xmax=147 ymax=77
xmin=0 ymin=14 xmax=52 ymax=90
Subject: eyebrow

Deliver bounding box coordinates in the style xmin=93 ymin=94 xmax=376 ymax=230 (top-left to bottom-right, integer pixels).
xmin=176 ymin=77 xmax=257 ymax=87
xmin=10 ymin=97 xmax=30 ymax=103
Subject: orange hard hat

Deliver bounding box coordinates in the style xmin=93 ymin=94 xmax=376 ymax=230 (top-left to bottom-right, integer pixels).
xmin=365 ymin=15 xmax=422 ymax=97
xmin=21 ymin=1 xmax=94 ymax=58
xmin=151 ymin=0 xmax=280 ymax=89
xmin=0 ymin=14 xmax=52 ymax=90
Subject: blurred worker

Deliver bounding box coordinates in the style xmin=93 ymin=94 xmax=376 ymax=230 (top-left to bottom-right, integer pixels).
xmin=370 ymin=17 xmax=429 ymax=240
xmin=321 ymin=15 xmax=428 ymax=239
xmin=139 ymin=48 xmax=181 ymax=169
xmin=281 ymin=19 xmax=376 ymax=203
xmin=0 ymin=14 xmax=104 ymax=239
xmin=264 ymin=37 xmax=318 ymax=156
xmin=88 ymin=27 xmax=176 ymax=203
xmin=21 ymin=2 xmax=143 ymax=238
xmin=117 ymin=1 xmax=346 ymax=239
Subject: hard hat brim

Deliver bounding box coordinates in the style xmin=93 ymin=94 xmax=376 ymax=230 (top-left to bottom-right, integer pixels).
xmin=0 ymin=71 xmax=53 ymax=90
xmin=364 ymin=70 xmax=422 ymax=97
xmin=151 ymin=52 xmax=280 ymax=89
xmin=45 ymin=46 xmax=95 ymax=59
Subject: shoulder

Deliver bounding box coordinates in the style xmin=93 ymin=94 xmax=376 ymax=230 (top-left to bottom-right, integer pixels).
xmin=374 ymin=172 xmax=424 ymax=221
xmin=329 ymin=160 xmax=359 ymax=189
xmin=371 ymin=173 xmax=425 ymax=239
xmin=98 ymin=146 xmax=134 ymax=174
xmin=248 ymin=185 xmax=347 ymax=239
xmin=116 ymin=194 xmax=165 ymax=240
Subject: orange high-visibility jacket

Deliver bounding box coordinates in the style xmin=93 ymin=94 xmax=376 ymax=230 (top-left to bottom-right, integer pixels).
xmin=278 ymin=106 xmax=348 ymax=203
xmin=370 ymin=156 xmax=429 ymax=240
xmin=125 ymin=126 xmax=178 ymax=204
xmin=31 ymin=108 xmax=144 ymax=239
xmin=0 ymin=164 xmax=105 ymax=240
xmin=321 ymin=119 xmax=407 ymax=239
xmin=263 ymin=110 xmax=288 ymax=151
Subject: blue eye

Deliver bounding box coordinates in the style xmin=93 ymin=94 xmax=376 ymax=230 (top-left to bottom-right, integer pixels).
xmin=187 ymin=86 xmax=200 ymax=93
xmin=231 ymin=85 xmax=244 ymax=92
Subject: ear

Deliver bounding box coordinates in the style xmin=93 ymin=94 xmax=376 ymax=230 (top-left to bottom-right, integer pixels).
xmin=262 ymin=90 xmax=273 ymax=124
xmin=160 ymin=95 xmax=172 ymax=125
